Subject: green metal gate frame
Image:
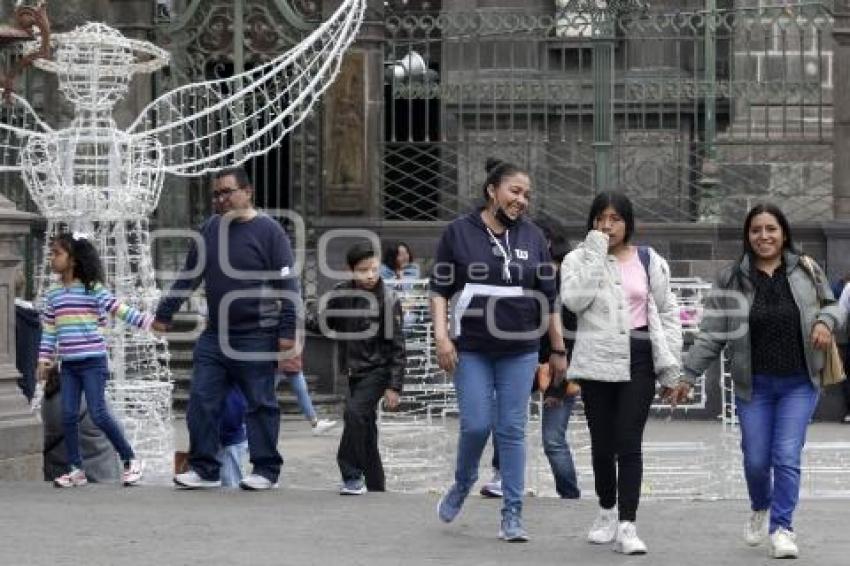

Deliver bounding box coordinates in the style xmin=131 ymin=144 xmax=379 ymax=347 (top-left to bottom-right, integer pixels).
xmin=381 ymin=1 xmax=835 ymax=224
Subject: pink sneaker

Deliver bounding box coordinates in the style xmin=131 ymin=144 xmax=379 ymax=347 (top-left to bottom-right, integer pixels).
xmin=54 ymin=467 xmax=88 ymax=488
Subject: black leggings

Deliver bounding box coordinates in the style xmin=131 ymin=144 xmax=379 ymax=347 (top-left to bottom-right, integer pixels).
xmin=579 ymin=333 xmax=656 ymax=522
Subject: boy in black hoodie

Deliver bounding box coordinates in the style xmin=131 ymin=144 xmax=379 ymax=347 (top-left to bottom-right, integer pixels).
xmin=323 ymin=243 xmax=405 ymax=494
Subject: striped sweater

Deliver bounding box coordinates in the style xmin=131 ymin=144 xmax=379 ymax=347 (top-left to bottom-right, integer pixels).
xmin=39 ymin=281 xmax=154 ymax=363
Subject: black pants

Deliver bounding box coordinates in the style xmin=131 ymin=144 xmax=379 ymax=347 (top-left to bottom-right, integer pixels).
xmin=579 ymin=333 xmax=656 ymax=522
xmin=337 ymin=373 xmax=387 ymax=491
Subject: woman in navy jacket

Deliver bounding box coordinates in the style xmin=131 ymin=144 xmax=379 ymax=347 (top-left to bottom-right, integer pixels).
xmin=431 ymin=158 xmax=566 ymax=542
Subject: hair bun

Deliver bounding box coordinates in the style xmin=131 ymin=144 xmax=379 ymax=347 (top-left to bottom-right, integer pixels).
xmin=484 ymin=157 xmax=503 ymax=174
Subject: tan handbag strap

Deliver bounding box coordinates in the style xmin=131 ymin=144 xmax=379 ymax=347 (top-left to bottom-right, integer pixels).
xmin=799 ymin=255 xmax=826 ymax=306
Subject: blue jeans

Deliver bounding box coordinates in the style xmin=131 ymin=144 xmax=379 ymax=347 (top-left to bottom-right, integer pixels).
xmin=489 ymin=394 xmax=580 ymax=499
xmin=453 ymin=350 xmax=537 ymax=515
xmin=187 ymin=330 xmax=282 ymax=482
xmin=278 ymin=371 xmax=317 ymax=422
xmin=542 ymin=395 xmax=580 ymax=499
xmin=60 ymin=356 xmax=134 ymax=467
xmin=736 ymin=373 xmax=819 ymax=533
xmin=218 ymin=440 xmax=248 ymax=488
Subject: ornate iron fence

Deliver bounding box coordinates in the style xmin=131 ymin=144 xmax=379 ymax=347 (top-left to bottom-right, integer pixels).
xmin=382 ymin=1 xmax=834 ymax=223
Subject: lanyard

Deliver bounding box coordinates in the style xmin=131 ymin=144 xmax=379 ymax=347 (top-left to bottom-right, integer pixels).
xmin=486 ymin=226 xmax=512 ymax=282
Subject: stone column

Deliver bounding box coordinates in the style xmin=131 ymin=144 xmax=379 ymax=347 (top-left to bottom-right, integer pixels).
xmin=823 ymin=222 xmax=850 ymax=281
xmin=320 ymin=0 xmax=385 ymax=217
xmin=833 ymin=1 xmax=850 ymax=219
xmin=0 ymin=196 xmax=40 ymax=480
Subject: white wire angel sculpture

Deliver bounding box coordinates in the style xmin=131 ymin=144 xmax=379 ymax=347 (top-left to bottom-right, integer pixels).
xmin=0 ymin=0 xmax=366 ymax=475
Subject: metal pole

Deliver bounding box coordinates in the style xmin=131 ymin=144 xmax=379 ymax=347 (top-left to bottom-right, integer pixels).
xmin=593 ymin=10 xmax=615 ymax=192
xmin=704 ymin=0 xmax=716 ymax=162
xmin=698 ymin=0 xmax=720 ymax=221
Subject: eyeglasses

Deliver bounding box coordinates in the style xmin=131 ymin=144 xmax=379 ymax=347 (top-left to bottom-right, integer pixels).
xmin=212 ymin=187 xmax=239 ymax=201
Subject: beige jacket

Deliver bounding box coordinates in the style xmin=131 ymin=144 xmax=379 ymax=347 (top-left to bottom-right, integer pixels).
xmin=560 ymin=230 xmax=683 ymax=387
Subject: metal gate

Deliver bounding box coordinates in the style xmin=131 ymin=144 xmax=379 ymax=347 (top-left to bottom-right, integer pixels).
xmin=382 ymin=0 xmax=834 ymax=224
xmin=152 ymin=0 xmax=316 ymax=230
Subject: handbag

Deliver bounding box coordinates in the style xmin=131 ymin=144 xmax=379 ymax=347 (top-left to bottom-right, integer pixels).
xmin=799 ymin=256 xmax=847 ymax=386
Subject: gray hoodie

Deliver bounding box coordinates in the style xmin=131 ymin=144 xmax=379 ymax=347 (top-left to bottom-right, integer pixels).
xmin=683 ymin=250 xmax=845 ymax=401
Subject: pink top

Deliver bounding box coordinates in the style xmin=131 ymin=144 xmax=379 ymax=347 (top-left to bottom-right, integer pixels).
xmin=618 ymin=250 xmax=649 ymax=329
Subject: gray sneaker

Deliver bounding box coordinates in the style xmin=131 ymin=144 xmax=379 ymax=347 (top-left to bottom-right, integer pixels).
xmin=437 ymin=484 xmax=468 ymax=523
xmin=339 ymin=478 xmax=367 ymax=495
xmin=499 ymin=510 xmax=529 ymax=542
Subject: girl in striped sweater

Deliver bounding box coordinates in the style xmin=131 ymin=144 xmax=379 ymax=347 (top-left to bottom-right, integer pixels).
xmin=37 ymin=233 xmax=155 ymax=488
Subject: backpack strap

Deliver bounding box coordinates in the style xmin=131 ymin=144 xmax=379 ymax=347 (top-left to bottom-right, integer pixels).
xmin=637 ymin=246 xmax=651 ymax=285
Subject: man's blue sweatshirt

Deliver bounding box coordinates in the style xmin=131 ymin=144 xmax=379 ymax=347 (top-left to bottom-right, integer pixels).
xmin=156 ymin=213 xmax=298 ymax=339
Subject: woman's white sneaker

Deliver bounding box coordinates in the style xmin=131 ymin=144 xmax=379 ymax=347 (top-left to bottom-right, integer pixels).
xmin=614 ymin=521 xmax=648 ymax=555
xmin=587 ymin=508 xmax=618 ymax=544
xmin=745 ymin=510 xmax=769 ymax=546
xmin=768 ymin=528 xmax=798 ymax=559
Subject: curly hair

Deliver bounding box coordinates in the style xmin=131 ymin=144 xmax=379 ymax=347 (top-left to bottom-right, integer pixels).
xmin=52 ymin=233 xmax=105 ymax=292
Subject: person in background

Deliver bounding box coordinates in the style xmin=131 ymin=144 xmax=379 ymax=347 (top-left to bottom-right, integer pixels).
xmin=15 ymin=269 xmax=39 ymax=402
xmin=832 ymin=274 xmax=850 ymax=423
xmin=278 ymin=347 xmax=338 ymax=435
xmin=380 ymin=241 xmax=421 ymax=288
xmin=480 ymin=222 xmax=581 ymax=501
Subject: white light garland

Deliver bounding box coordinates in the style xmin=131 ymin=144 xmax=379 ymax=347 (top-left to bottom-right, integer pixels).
xmin=1 ymin=0 xmax=367 ymax=480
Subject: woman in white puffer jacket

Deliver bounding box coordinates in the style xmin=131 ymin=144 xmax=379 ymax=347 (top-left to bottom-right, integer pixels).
xmin=560 ymin=191 xmax=690 ymax=556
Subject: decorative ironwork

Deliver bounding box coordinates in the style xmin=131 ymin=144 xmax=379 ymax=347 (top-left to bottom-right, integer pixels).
xmin=0 ymin=1 xmax=50 ymax=97
xmin=381 ymin=3 xmax=834 ymax=223
xmin=152 ymin=0 xmax=322 ymax=235
xmin=557 ymin=0 xmax=651 ymax=14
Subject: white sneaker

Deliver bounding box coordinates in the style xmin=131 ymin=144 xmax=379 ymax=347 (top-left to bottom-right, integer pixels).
xmin=745 ymin=509 xmax=769 ymax=546
xmin=54 ymin=467 xmax=88 ymax=488
xmin=614 ymin=521 xmax=648 ymax=555
xmin=173 ymin=470 xmax=221 ymax=489
xmin=768 ymin=528 xmax=799 ymax=559
xmin=122 ymin=459 xmax=143 ymax=486
xmin=239 ymin=473 xmax=278 ymax=491
xmin=587 ymin=507 xmax=618 ymax=544
xmin=312 ymin=419 xmax=338 ymax=435
xmin=480 ymin=472 xmax=503 ymax=498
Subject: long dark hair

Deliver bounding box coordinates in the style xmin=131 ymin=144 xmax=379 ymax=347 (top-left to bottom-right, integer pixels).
xmin=741 ymin=203 xmax=796 ymax=257
xmin=481 ymin=157 xmax=527 ymax=202
xmin=382 ymin=241 xmax=414 ymax=271
xmin=52 ymin=233 xmax=105 ymax=292
xmin=585 ymin=191 xmax=636 ymax=243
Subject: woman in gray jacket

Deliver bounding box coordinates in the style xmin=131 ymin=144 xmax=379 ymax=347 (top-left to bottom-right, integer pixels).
xmin=684 ymin=203 xmax=843 ymax=559
xmin=561 ymin=192 xmax=688 ymax=555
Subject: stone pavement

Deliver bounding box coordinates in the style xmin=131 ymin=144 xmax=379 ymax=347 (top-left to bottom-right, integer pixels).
xmin=2 ymin=418 xmax=848 ymax=565
xmin=2 ymin=480 xmax=846 ymax=565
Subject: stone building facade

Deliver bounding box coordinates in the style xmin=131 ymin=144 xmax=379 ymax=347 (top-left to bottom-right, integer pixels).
xmin=2 ymin=0 xmax=850 ymax=429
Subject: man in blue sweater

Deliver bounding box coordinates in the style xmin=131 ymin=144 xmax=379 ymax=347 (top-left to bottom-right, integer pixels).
xmin=154 ymin=167 xmax=299 ymax=490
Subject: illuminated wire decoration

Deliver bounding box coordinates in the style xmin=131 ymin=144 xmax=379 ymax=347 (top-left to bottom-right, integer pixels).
xmin=0 ymin=0 xmax=366 ymax=477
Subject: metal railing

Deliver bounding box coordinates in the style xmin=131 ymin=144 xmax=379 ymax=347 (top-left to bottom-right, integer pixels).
xmin=381 ymin=2 xmax=835 ymax=223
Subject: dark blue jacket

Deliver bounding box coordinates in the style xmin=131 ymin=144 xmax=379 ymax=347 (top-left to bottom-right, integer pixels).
xmin=156 ymin=213 xmax=299 ymax=339
xmin=430 ymin=211 xmax=556 ymax=354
